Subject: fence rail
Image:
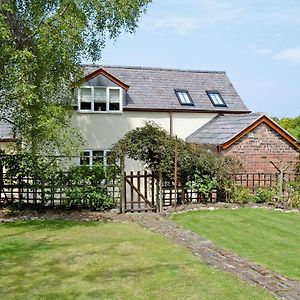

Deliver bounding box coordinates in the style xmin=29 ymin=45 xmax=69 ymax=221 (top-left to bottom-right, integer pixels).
xmin=0 ymin=172 xmax=120 ymax=208
xmin=234 ymin=172 xmax=298 ymax=195
xmin=0 ymin=170 xmax=298 ymax=210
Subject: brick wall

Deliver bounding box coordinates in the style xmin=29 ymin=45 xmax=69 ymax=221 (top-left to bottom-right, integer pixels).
xmin=221 ymin=123 xmax=299 ymax=173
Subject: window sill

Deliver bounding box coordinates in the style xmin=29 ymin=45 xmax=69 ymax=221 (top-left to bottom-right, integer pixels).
xmin=76 ymin=110 xmax=123 ymax=115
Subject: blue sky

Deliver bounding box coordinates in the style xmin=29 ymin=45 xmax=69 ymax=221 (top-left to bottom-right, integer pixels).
xmin=97 ymin=0 xmax=300 ymax=117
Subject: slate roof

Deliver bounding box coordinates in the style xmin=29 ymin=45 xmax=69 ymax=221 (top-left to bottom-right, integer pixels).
xmin=0 ymin=120 xmax=14 ymax=140
xmin=186 ymin=113 xmax=265 ymax=145
xmin=82 ymin=65 xmax=250 ymax=112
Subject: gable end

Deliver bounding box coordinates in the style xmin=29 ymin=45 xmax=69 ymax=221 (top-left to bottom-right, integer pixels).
xmin=221 ymin=115 xmax=299 ymax=150
xmin=84 ymin=68 xmax=129 ymax=91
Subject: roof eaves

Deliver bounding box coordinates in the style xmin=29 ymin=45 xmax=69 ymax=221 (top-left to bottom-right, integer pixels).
xmin=124 ymin=107 xmax=251 ymax=114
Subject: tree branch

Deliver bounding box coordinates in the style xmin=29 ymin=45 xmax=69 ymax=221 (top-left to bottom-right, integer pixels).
xmin=0 ymin=116 xmax=16 ymax=126
xmin=28 ymin=3 xmax=71 ymax=40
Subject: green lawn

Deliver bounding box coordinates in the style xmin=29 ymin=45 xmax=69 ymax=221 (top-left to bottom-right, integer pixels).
xmin=172 ymin=208 xmax=300 ymax=281
xmin=0 ymin=220 xmax=272 ymax=299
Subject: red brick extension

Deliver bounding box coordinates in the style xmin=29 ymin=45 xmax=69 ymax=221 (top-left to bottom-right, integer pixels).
xmin=221 ymin=123 xmax=299 ymax=174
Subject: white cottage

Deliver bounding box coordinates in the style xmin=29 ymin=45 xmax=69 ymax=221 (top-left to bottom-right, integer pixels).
xmin=72 ymin=65 xmax=250 ymax=169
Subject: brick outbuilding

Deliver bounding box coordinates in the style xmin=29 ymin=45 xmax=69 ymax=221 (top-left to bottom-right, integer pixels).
xmin=186 ymin=113 xmax=299 ymax=174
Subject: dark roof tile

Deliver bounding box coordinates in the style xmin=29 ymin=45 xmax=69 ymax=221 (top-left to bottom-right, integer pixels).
xmin=82 ymin=65 xmax=249 ymax=112
xmin=186 ymin=113 xmax=264 ymax=145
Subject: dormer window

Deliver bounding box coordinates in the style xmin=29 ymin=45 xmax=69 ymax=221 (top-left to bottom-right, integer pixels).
xmin=78 ymin=86 xmax=122 ymax=112
xmin=206 ymin=91 xmax=226 ymax=107
xmin=175 ymin=89 xmax=194 ymax=106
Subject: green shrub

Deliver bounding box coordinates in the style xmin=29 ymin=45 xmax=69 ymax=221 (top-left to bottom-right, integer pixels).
xmin=187 ymin=173 xmax=218 ymax=194
xmin=64 ymin=164 xmax=115 ymax=211
xmin=288 ymin=182 xmax=300 ymax=208
xmin=228 ymin=185 xmax=256 ymax=205
xmin=254 ymin=187 xmax=277 ymax=204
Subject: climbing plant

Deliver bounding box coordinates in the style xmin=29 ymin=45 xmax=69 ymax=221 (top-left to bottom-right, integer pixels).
xmin=111 ymin=122 xmax=239 ymax=199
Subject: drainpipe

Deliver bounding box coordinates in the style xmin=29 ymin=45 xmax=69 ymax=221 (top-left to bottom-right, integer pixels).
xmin=169 ymin=111 xmax=173 ymax=136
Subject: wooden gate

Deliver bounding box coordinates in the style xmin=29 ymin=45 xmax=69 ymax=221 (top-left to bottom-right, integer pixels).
xmin=123 ymin=171 xmax=157 ymax=213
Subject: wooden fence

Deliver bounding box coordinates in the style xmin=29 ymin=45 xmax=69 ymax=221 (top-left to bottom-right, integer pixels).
xmin=0 ymin=170 xmax=298 ymax=211
xmin=0 ymin=172 xmax=120 ymax=208
xmin=234 ymin=172 xmax=298 ymax=196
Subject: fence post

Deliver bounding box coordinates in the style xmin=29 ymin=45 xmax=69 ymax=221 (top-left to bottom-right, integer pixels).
xmin=156 ymin=174 xmax=160 ymax=213
xmin=159 ymin=169 xmax=163 ymax=213
xmin=174 ymin=138 xmax=178 ymax=212
xmin=120 ymin=156 xmax=126 ymax=214
xmin=270 ymin=160 xmax=292 ymax=200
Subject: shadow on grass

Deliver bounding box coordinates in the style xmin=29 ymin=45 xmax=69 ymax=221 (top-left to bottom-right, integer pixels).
xmin=84 ymin=263 xmax=183 ymax=283
xmin=0 ymin=238 xmax=71 ymax=260
xmin=1 ymin=219 xmax=98 ymax=231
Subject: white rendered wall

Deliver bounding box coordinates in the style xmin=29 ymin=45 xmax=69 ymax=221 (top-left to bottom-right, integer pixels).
xmin=72 ymin=111 xmax=169 ymax=150
xmin=172 ymin=112 xmax=216 ymax=139
xmin=72 ymin=111 xmax=216 ymax=150
xmin=72 ymin=111 xmax=216 ymax=171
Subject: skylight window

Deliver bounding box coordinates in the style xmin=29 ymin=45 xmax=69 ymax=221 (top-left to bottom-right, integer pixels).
xmin=206 ymin=91 xmax=226 ymax=107
xmin=175 ymin=89 xmax=194 ymax=106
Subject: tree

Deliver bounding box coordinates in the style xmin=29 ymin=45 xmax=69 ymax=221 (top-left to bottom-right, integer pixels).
xmin=273 ymin=116 xmax=300 ymax=173
xmin=0 ymin=0 xmax=152 ymax=157
xmin=273 ymin=116 xmax=300 ymax=142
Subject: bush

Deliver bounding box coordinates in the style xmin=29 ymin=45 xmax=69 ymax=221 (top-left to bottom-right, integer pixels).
xmin=228 ymin=185 xmax=256 ymax=205
xmin=254 ymin=187 xmax=277 ymax=204
xmin=288 ymin=182 xmax=300 ymax=208
xmin=64 ymin=164 xmax=115 ymax=211
xmin=187 ymin=173 xmax=218 ymax=201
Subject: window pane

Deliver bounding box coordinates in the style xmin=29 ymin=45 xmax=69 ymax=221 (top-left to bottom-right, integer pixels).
xmin=183 ymin=93 xmax=191 ymax=104
xmin=109 ymin=103 xmax=120 ymax=111
xmin=80 ymin=88 xmax=92 ymax=110
xmin=216 ymin=95 xmax=223 ymax=104
xmin=210 ymin=94 xmax=217 ymax=104
xmin=94 ymin=88 xmax=106 ymax=102
xmin=106 ymin=150 xmax=113 ymax=166
xmin=178 ymin=92 xmax=187 ymax=103
xmin=81 ymin=102 xmax=92 ymax=110
xmin=81 ymin=88 xmax=92 ymax=102
xmin=80 ymin=151 xmax=91 ymax=165
xmin=109 ymin=89 xmax=120 ymax=103
xmin=94 ymin=102 xmax=106 ymax=111
xmin=92 ymin=150 xmax=104 ymax=165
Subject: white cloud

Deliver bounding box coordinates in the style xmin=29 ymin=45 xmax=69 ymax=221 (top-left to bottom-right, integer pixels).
xmin=150 ymin=17 xmax=201 ymax=36
xmin=274 ymin=46 xmax=300 ymax=64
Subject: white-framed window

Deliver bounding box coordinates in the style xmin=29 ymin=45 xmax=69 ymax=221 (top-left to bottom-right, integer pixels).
xmin=77 ymin=86 xmax=122 ymax=112
xmin=80 ymin=150 xmax=113 ymax=166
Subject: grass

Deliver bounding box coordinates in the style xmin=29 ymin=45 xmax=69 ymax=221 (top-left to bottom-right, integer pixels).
xmin=0 ymin=219 xmax=273 ymax=299
xmin=172 ymin=208 xmax=300 ymax=281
